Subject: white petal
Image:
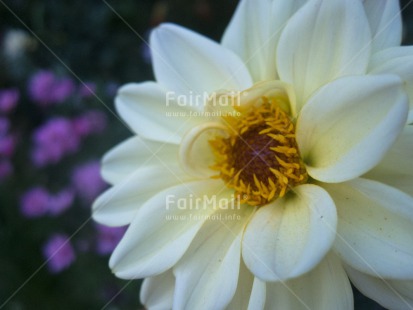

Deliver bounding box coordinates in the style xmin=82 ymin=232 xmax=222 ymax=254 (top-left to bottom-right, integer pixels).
xmin=365 ymin=126 xmax=413 ymax=196
xmin=226 ymin=261 xmax=266 ymax=310
xmin=297 ymin=75 xmax=408 ymax=183
xmin=101 ymin=136 xmax=179 ymax=185
xmin=277 ymin=0 xmax=371 ymax=110
xmin=109 ymin=179 xmax=228 ymax=279
xmin=151 ymin=23 xmax=252 ymax=106
xmin=221 ymin=0 xmax=306 ymax=82
xmin=323 ymin=178 xmax=413 ymax=279
xmin=116 ymin=82 xmax=203 ymax=144
xmin=265 ymin=253 xmax=353 ymax=310
xmin=362 ymin=0 xmax=402 ymax=53
xmin=173 ymin=206 xmax=253 ymax=310
xmin=345 ymin=265 xmax=413 ymax=310
xmin=369 ymin=46 xmax=413 ymax=122
xmin=93 ymin=164 xmax=193 ymax=226
xmin=140 ymin=270 xmax=174 ymax=310
xmin=242 ymin=184 xmax=337 ymax=281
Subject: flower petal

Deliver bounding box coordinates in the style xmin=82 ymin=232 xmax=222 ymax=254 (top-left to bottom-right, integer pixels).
xmin=323 ymin=178 xmax=413 ymax=279
xmin=345 ymin=265 xmax=413 ymax=310
xmin=277 ymin=0 xmax=371 ymax=110
xmin=116 ymin=82 xmax=203 ymax=144
xmin=362 ymin=0 xmax=402 ymax=53
xmin=221 ymin=0 xmax=306 ymax=82
xmin=242 ymin=184 xmax=337 ymax=281
xmin=365 ymin=126 xmax=413 ymax=197
xmin=93 ymin=164 xmax=193 ymax=226
xmin=140 ymin=270 xmax=175 ymax=310
xmin=109 ymin=179 xmax=228 ymax=279
xmin=369 ymin=46 xmax=413 ymax=123
xmin=101 ymin=136 xmax=179 ymax=185
xmin=226 ymin=261 xmax=266 ymax=310
xmin=151 ymin=23 xmax=252 ymax=107
xmin=265 ymin=253 xmax=353 ymax=310
xmin=173 ymin=206 xmax=253 ymax=310
xmin=297 ymin=74 xmax=408 ymax=183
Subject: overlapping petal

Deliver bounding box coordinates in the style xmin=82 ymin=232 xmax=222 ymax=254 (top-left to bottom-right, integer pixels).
xmin=242 ymin=184 xmax=337 ymax=281
xmin=277 ymin=0 xmax=371 ymax=110
xmin=362 ymin=0 xmax=402 ymax=53
xmin=116 ymin=82 xmax=204 ymax=144
xmin=151 ymin=23 xmax=252 ymax=108
xmin=265 ymin=254 xmax=353 ymax=310
xmin=222 ymin=0 xmax=306 ymax=82
xmin=369 ymin=46 xmax=413 ymax=123
xmin=92 ymin=164 xmax=193 ymax=227
xmin=297 ymin=75 xmax=408 ymax=183
xmin=109 ymin=179 xmax=227 ymax=279
xmin=173 ymin=207 xmax=253 ymax=310
xmin=323 ymin=178 xmax=413 ymax=279
xmin=140 ymin=270 xmax=175 ymax=310
xmin=345 ymin=265 xmax=413 ymax=310
xmin=101 ymin=136 xmax=178 ymax=185
xmin=365 ymin=126 xmax=413 ymax=197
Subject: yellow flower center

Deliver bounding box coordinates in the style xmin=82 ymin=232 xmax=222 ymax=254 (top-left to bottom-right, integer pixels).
xmin=209 ymin=96 xmax=307 ymax=206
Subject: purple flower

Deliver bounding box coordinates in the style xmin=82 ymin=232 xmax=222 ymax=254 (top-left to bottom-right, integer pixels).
xmin=0 ymin=88 xmax=19 ymax=113
xmin=0 ymin=117 xmax=10 ymax=134
xmin=95 ymin=224 xmax=126 ymax=255
xmin=48 ymin=188 xmax=74 ymax=216
xmin=0 ymin=134 xmax=17 ymax=157
xmin=72 ymin=110 xmax=107 ymax=138
xmin=53 ymin=78 xmax=75 ymax=103
xmin=78 ymin=82 xmax=96 ymax=99
xmin=20 ymin=187 xmax=50 ymax=218
xmin=0 ymin=159 xmax=13 ymax=181
xmin=71 ymin=161 xmax=107 ymax=203
xmin=42 ymin=234 xmax=75 ymax=273
xmin=31 ymin=117 xmax=80 ymax=166
xmin=28 ymin=71 xmax=74 ymax=106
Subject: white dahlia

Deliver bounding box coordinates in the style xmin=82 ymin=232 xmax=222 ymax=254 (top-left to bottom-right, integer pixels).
xmin=93 ymin=0 xmax=413 ymax=309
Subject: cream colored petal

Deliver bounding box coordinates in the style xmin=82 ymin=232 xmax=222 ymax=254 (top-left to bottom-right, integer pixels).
xmin=109 ymin=179 xmax=226 ymax=279
xmin=173 ymin=206 xmax=253 ymax=310
xmin=365 ymin=126 xmax=413 ymax=197
xmin=116 ymin=82 xmax=203 ymax=144
xmin=101 ymin=136 xmax=178 ymax=185
xmin=221 ymin=0 xmax=306 ymax=82
xmin=369 ymin=46 xmax=413 ymax=123
xmin=264 ymin=253 xmax=353 ymax=310
xmin=92 ymin=164 xmax=193 ymax=227
xmin=345 ymin=265 xmax=413 ymax=310
xmin=140 ymin=270 xmax=174 ymax=310
xmin=277 ymin=0 xmax=371 ymax=111
xmin=151 ymin=23 xmax=252 ymax=109
xmin=362 ymin=0 xmax=402 ymax=53
xmin=323 ymin=178 xmax=413 ymax=279
xmin=226 ymin=261 xmax=266 ymax=310
xmin=242 ymin=184 xmax=337 ymax=282
xmin=297 ymin=75 xmax=408 ymax=183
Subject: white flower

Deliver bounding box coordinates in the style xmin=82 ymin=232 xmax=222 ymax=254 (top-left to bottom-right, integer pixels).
xmin=93 ymin=0 xmax=413 ymax=309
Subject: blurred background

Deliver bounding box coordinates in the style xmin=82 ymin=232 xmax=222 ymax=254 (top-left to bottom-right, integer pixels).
xmin=0 ymin=0 xmax=412 ymax=309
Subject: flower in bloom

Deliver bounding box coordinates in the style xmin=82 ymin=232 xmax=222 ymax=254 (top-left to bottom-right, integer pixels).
xmin=95 ymin=224 xmax=127 ymax=255
xmin=72 ymin=110 xmax=107 ymax=138
xmin=72 ymin=161 xmax=107 ymax=203
xmin=28 ymin=70 xmax=75 ymax=106
xmin=42 ymin=233 xmax=76 ymax=273
xmin=20 ymin=186 xmax=74 ymax=217
xmin=31 ymin=117 xmax=80 ymax=166
xmin=93 ymin=0 xmax=413 ymax=309
xmin=0 ymin=88 xmax=19 ymax=114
